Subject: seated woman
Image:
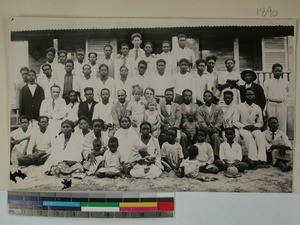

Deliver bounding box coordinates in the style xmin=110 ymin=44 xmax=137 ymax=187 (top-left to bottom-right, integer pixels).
xmin=114 ymin=116 xmax=139 ymax=164
xmin=129 ymin=121 xmax=163 ymax=178
xmin=44 ymin=120 xmax=84 ymax=177
xmin=82 ymin=119 xmax=109 ymax=175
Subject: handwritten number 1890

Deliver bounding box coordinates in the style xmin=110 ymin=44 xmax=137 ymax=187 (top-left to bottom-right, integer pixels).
xmin=257 ymin=7 xmax=278 ymax=17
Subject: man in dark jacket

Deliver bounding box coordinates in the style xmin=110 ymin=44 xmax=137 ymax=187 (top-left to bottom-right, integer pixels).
xmin=19 ymin=69 xmax=45 ymax=121
xmin=78 ymin=87 xmax=98 ymax=122
xmin=240 ymin=69 xmax=266 ymax=111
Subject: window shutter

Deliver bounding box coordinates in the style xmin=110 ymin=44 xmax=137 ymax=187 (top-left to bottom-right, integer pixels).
xmin=87 ymin=39 xmax=111 ymax=59
xmin=262 ymin=37 xmax=287 ymax=71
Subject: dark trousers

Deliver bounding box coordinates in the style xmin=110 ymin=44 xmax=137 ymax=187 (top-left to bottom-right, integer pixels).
xmin=18 ymin=150 xmax=50 ymax=166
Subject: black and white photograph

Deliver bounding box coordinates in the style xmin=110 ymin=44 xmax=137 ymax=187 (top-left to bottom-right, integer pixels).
xmin=9 ymin=17 xmax=296 ymax=192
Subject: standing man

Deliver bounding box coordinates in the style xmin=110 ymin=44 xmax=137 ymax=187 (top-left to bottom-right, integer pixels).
xmin=233 ymin=88 xmax=269 ymax=168
xmin=128 ymin=33 xmax=144 ymax=62
xmin=78 ymin=87 xmax=98 ymax=122
xmin=204 ymin=55 xmax=219 ymax=95
xmin=15 ymin=67 xmax=29 ymax=111
xmin=93 ymin=88 xmax=114 ymax=127
xmin=115 ymin=43 xmax=135 ymax=79
xmin=96 ymin=64 xmax=115 ymax=102
xmin=78 ymin=64 xmax=96 ymax=102
xmin=151 ymin=59 xmax=174 ymax=99
xmin=19 ymin=69 xmax=45 ymax=124
xmin=240 ymin=69 xmax=266 ymax=111
xmin=264 ymin=63 xmax=290 ymax=133
xmin=174 ymin=58 xmax=195 ymax=104
xmin=73 ymin=48 xmax=86 ymax=78
xmin=37 ymin=63 xmax=60 ymax=99
xmin=173 ymin=34 xmax=196 ymax=69
xmin=87 ymin=52 xmax=99 ymax=78
xmin=99 ymin=44 xmax=114 ymax=78
xmin=40 ymin=47 xmax=57 ymax=78
xmin=193 ymin=59 xmax=209 ymax=106
xmin=158 ymin=40 xmax=178 ymax=76
xmin=60 ymin=59 xmax=79 ymax=104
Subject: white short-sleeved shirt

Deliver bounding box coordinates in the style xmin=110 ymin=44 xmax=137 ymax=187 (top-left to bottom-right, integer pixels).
xmin=161 ymin=142 xmax=184 ymax=168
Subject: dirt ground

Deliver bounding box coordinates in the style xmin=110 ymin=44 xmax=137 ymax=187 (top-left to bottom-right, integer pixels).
xmin=9 ymin=165 xmax=293 ymax=193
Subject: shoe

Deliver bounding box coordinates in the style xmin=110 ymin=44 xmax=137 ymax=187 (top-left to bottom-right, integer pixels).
xmin=260 ymin=161 xmax=270 ymax=168
xmin=254 ymin=161 xmax=263 ymax=169
xmin=120 ymin=173 xmax=126 ymax=179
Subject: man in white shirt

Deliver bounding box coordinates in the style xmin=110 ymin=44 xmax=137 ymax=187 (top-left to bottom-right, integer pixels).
xmin=95 ymin=64 xmax=115 ymax=102
xmin=93 ymin=88 xmax=113 ymax=127
xmin=115 ymin=43 xmax=135 ymax=79
xmin=78 ymin=64 xmax=96 ymax=101
xmin=18 ymin=116 xmax=52 ymax=166
xmin=264 ymin=63 xmax=290 ymax=134
xmin=132 ymin=60 xmax=151 ymax=91
xmin=174 ymin=58 xmax=195 ymax=104
xmin=134 ymin=42 xmax=157 ymax=75
xmin=73 ymin=48 xmax=86 ymax=78
xmin=64 ymin=90 xmax=79 ymax=124
xmin=115 ymin=65 xmax=132 ymax=102
xmin=40 ymin=85 xmax=67 ymax=137
xmin=204 ymin=55 xmax=219 ymax=95
xmin=98 ymin=44 xmax=114 ymax=78
xmin=173 ymin=34 xmax=196 ymax=69
xmin=194 ymin=59 xmax=210 ymax=106
xmin=128 ymin=33 xmax=144 ymax=62
xmin=151 ymin=59 xmax=175 ymax=98
xmin=88 ymin=52 xmax=99 ymax=79
xmin=233 ymin=88 xmax=269 ymax=168
xmin=158 ymin=40 xmax=178 ymax=76
xmin=39 ymin=47 xmax=57 ymax=78
xmin=37 ymin=64 xmax=60 ymax=99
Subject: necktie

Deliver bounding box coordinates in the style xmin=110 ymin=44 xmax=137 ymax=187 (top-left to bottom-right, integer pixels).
xmin=272 ymin=132 xmax=275 ymax=140
xmin=52 ymin=100 xmax=55 ymax=109
xmin=135 ymin=49 xmax=138 ymax=60
xmin=123 ymin=56 xmax=126 ymax=65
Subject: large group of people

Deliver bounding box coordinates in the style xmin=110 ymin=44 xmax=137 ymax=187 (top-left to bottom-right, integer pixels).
xmin=11 ymin=32 xmax=293 ymax=181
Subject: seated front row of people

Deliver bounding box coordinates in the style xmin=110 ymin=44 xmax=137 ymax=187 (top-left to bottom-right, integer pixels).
xmin=11 ymin=88 xmax=293 ymax=178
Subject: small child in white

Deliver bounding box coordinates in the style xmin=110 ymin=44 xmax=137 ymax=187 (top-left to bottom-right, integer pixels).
xmin=144 ymin=100 xmax=161 ymax=138
xmin=161 ymin=127 xmax=184 ymax=172
xmin=82 ymin=138 xmax=105 ymax=175
xmin=126 ymin=85 xmax=146 ymax=132
xmin=177 ymin=145 xmax=200 ymax=178
xmin=194 ymin=129 xmax=219 ymax=174
xmin=95 ymin=137 xmax=125 ymax=178
xmin=214 ymin=127 xmax=249 ymax=172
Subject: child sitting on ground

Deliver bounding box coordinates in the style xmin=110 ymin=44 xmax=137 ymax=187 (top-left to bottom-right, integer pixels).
xmin=82 ymin=138 xmax=105 ymax=175
xmin=193 ymin=129 xmax=219 ymax=174
xmin=263 ymin=117 xmax=293 ymax=172
xmin=214 ymin=127 xmax=248 ymax=173
xmin=176 ymin=145 xmax=200 ymax=178
xmin=182 ymin=114 xmax=199 ymax=143
xmin=144 ymin=100 xmax=161 ymax=138
xmin=95 ymin=137 xmax=125 ymax=178
xmin=161 ymin=127 xmax=184 ymax=172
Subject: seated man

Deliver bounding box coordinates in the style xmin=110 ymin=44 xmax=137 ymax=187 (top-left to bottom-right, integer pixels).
xmin=263 ymin=117 xmax=292 ymax=172
xmin=10 ymin=115 xmax=31 ymax=165
xmin=197 ymin=90 xmax=223 ymax=158
xmin=18 ymin=116 xmax=52 ymax=166
xmin=233 ymin=88 xmax=269 ymax=169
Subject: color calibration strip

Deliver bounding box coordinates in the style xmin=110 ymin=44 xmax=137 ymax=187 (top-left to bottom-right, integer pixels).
xmin=8 ymin=191 xmax=175 ymax=218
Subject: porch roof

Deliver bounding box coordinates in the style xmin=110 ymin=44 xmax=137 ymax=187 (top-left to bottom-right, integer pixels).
xmin=11 ymin=17 xmax=296 ymax=32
